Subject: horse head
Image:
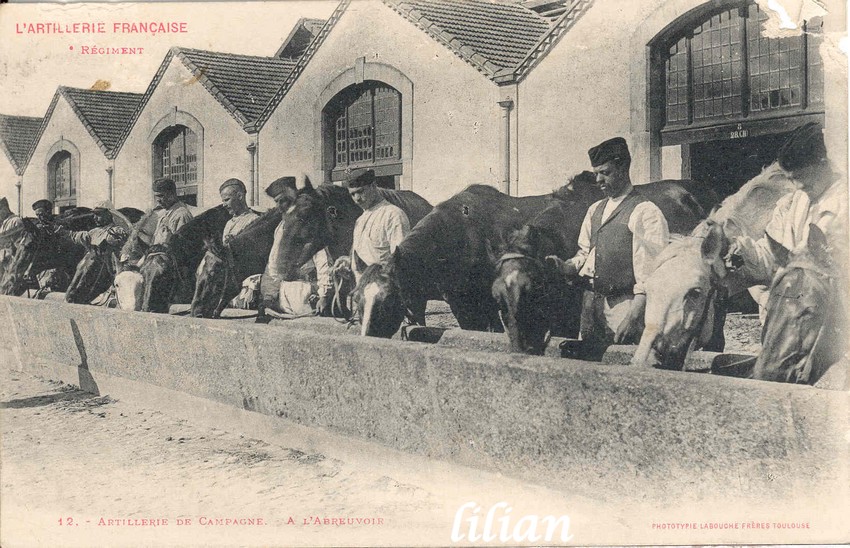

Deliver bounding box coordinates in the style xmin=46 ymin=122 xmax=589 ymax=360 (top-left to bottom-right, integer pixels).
xmin=352 ymin=263 xmax=406 ymax=338
xmin=276 ymin=185 xmax=360 ymax=282
xmin=140 ymin=244 xmax=180 ymax=313
xmin=754 ymin=224 xmax=845 ymax=384
xmin=634 ymin=221 xmax=728 ymax=369
xmin=65 ymin=248 xmax=114 ymax=304
xmin=0 ymin=220 xmax=40 ymax=296
xmin=191 ymin=235 xmax=240 ymax=318
xmin=114 ymin=266 xmax=144 ymax=311
xmin=492 ymin=225 xmax=556 ymax=355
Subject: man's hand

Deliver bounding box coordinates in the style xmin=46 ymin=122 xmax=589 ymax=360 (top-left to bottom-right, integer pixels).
xmin=614 ymin=294 xmax=646 ymax=344
xmin=314 ymin=293 xmax=332 ymax=317
xmin=545 ymin=255 xmax=578 ymax=278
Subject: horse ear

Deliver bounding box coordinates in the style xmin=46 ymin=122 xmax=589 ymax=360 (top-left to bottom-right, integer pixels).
xmin=766 ymin=233 xmax=790 ymax=268
xmin=701 ymin=222 xmax=725 ymax=262
xmin=301 ymin=174 xmax=314 ymax=191
xmin=721 ymin=215 xmax=743 ymax=239
xmin=806 ymin=223 xmax=831 ymax=266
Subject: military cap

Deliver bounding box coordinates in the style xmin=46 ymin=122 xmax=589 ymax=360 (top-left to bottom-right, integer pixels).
xmin=777 ymin=122 xmax=827 ymax=172
xmin=265 ymin=176 xmax=297 ymax=198
xmin=152 ymin=177 xmax=177 ymax=194
xmin=219 ymin=178 xmax=247 ymax=194
xmin=345 ymin=168 xmax=376 ymax=189
xmin=32 ymin=199 xmax=54 ymax=212
xmin=588 ymin=137 xmax=631 ymax=168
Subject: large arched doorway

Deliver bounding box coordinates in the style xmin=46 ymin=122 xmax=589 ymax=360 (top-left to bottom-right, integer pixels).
xmin=152 ymin=125 xmax=200 ymax=206
xmin=650 ymin=1 xmax=824 ymax=197
xmin=47 ymin=150 xmax=76 ymax=212
xmin=322 ymin=81 xmax=402 ymax=189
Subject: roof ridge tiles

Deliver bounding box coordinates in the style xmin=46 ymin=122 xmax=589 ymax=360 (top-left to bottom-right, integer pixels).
xmin=384 ymin=0 xmax=556 ymax=79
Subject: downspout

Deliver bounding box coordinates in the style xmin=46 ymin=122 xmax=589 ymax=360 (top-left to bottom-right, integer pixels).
xmin=247 ymin=138 xmax=258 ymax=206
xmin=498 ymin=98 xmax=514 ymax=195
xmin=106 ymin=163 xmax=114 ymax=203
xmin=15 ymin=176 xmax=22 ymax=215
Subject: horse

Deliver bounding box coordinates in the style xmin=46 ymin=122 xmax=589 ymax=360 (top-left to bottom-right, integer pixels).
xmin=139 ymin=205 xmax=232 ymax=313
xmin=0 ymin=208 xmax=99 ymax=296
xmin=491 ymin=174 xmax=599 ymax=354
xmin=64 ymin=207 xmax=145 ymax=305
xmin=190 ymin=208 xmax=281 ymax=318
xmin=272 ymin=181 xmax=433 ymax=284
xmin=119 ymin=209 xmax=162 ymax=267
xmin=755 ymin=224 xmax=847 ymax=385
xmin=353 ymin=184 xmax=575 ymax=338
xmin=492 ymin=176 xmax=718 ymax=355
xmin=191 ymin=181 xmax=432 ymax=319
xmin=633 ymin=162 xmax=797 ymax=369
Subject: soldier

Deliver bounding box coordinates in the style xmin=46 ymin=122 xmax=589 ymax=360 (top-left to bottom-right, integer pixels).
xmin=547 ymin=137 xmax=670 ymax=358
xmin=151 ymin=178 xmax=193 ymax=245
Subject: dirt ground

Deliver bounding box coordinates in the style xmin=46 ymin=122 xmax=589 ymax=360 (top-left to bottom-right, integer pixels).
xmin=0 ymin=366 xmax=625 ymax=548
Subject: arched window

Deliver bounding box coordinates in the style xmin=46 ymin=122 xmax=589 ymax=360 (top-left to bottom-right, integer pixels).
xmin=323 ymin=81 xmax=401 ymax=188
xmin=153 ymin=125 xmax=199 ymax=206
xmin=650 ymin=1 xmax=825 ymax=197
xmin=660 ymin=2 xmax=823 ymax=138
xmin=48 ymin=150 xmax=76 ymax=211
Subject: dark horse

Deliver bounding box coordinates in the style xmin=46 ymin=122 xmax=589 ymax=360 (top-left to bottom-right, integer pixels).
xmin=492 ymin=177 xmax=720 ymax=354
xmin=191 ymin=181 xmax=433 ymax=318
xmin=491 ymin=174 xmax=602 ymax=354
xmin=139 ymin=205 xmax=232 ymax=313
xmin=190 ymin=208 xmax=281 ymax=318
xmin=64 ymin=207 xmax=145 ymax=305
xmin=273 ymin=182 xmax=433 ymax=283
xmin=357 ymin=184 xmax=571 ymax=338
xmin=755 ymin=224 xmax=847 ymax=385
xmin=0 ymin=208 xmax=99 ymax=296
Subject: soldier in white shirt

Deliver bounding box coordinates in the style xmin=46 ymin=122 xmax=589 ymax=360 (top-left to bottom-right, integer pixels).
xmin=547 ymin=137 xmax=670 ymax=357
xmin=151 ymin=178 xmax=193 ymax=245
xmin=218 ymin=178 xmax=259 ymax=244
xmin=729 ymin=122 xmax=848 ymax=285
xmin=347 ymin=168 xmax=410 ymax=283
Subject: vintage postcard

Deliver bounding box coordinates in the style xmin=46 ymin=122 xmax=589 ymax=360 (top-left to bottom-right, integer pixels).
xmin=0 ymin=0 xmax=848 ymax=546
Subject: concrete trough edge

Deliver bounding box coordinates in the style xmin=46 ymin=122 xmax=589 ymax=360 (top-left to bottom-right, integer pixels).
xmin=1 ymin=296 xmax=848 ymax=506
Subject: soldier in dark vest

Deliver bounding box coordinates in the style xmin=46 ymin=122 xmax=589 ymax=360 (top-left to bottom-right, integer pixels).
xmin=548 ymin=137 xmax=670 ymax=358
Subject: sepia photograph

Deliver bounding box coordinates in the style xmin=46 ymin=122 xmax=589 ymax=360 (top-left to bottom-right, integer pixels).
xmin=0 ymin=0 xmax=848 ymax=545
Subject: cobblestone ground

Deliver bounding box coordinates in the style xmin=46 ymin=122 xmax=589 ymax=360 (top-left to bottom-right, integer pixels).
xmin=0 ymin=366 xmax=613 ymax=548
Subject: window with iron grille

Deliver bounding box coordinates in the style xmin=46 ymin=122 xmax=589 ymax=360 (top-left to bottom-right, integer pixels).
xmin=327 ymin=81 xmax=401 ymax=183
xmin=662 ymin=3 xmax=823 ymax=130
xmin=153 ymin=125 xmax=199 ymax=206
xmin=48 ymin=151 xmax=75 ymax=210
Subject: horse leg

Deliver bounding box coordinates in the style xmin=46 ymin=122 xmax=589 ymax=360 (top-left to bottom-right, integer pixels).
xmin=703 ymin=291 xmax=727 ymax=352
xmin=447 ymin=288 xmax=497 ymax=332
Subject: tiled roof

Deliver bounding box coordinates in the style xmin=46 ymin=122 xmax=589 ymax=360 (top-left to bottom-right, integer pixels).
xmin=251 ymin=1 xmax=349 ymax=132
xmin=112 ymin=47 xmax=300 ymax=156
xmin=21 ymin=86 xmax=143 ymax=171
xmin=390 ymin=0 xmax=551 ymax=72
xmin=385 ymin=0 xmax=592 ymax=82
xmin=0 ymin=114 xmax=42 ymax=174
xmin=61 ymin=88 xmax=143 ymax=153
xmin=178 ymin=48 xmax=298 ymax=122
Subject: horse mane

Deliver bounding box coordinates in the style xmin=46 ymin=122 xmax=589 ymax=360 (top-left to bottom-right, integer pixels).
xmin=163 ymin=204 xmax=229 ymax=256
xmin=377 ymin=188 xmax=433 ymax=227
xmin=228 ymin=208 xmax=282 ymax=246
xmin=551 ymin=170 xmax=597 ymax=203
xmin=709 ymin=162 xmax=795 ymax=237
xmin=21 ymin=217 xmax=40 ymax=233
